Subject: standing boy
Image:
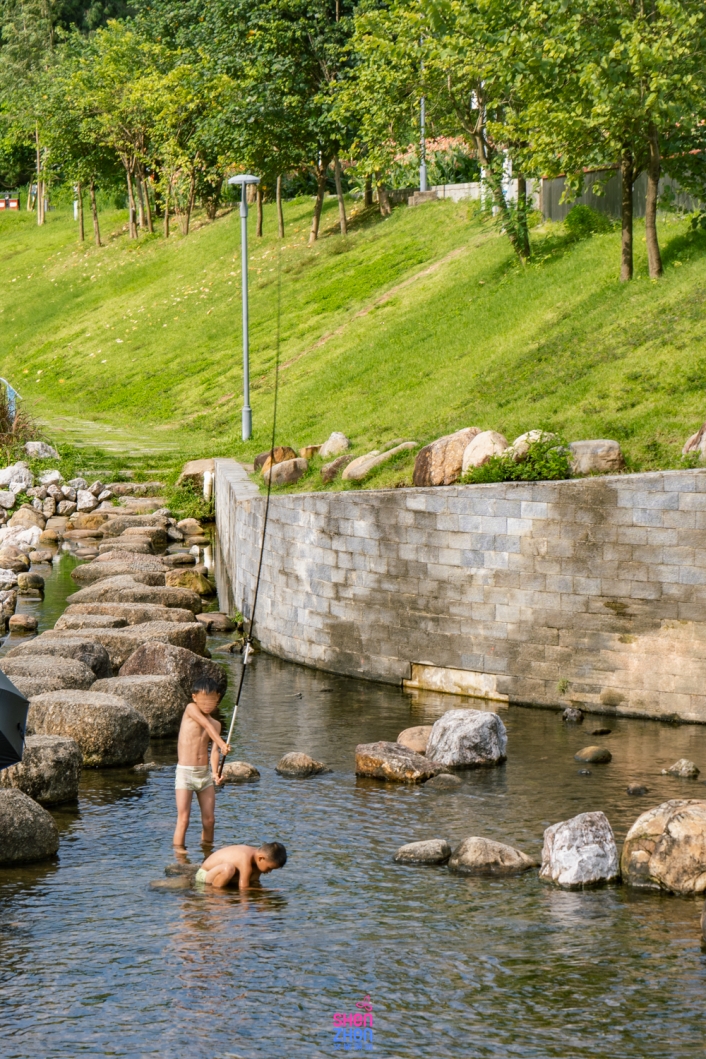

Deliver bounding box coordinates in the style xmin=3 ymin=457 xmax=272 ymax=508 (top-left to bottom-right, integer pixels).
xmin=173 ymin=675 xmax=230 ymax=850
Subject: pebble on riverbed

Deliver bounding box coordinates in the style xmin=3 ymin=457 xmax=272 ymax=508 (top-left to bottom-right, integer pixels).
xmin=574 ymin=746 xmax=612 ymax=764
xmin=627 ymin=783 xmax=649 ymax=796
xmin=424 ymin=773 xmax=462 ymax=789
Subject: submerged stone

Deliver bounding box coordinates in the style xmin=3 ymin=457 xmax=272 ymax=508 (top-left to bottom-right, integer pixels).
xmin=275 ymin=752 xmax=331 ymax=777
xmin=448 ymin=837 xmax=538 ymax=876
xmin=394 ymin=839 xmax=451 ymax=865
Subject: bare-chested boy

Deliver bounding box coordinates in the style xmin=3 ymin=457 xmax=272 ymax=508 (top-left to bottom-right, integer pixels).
xmin=173 ymin=676 xmax=230 ymax=850
xmin=195 ymin=842 xmax=287 ymax=889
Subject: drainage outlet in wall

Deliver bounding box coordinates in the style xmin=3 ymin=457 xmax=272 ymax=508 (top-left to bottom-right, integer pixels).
xmin=403 ymin=663 xmax=509 ymax=703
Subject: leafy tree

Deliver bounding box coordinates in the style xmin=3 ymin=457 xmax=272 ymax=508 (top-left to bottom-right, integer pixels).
xmin=513 ymin=0 xmax=706 ymax=280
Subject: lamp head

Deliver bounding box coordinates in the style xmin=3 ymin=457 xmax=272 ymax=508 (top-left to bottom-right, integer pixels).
xmin=228 ymin=174 xmax=261 ymax=186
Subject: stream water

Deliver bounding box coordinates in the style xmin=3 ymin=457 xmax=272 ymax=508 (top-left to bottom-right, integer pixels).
xmin=1 ymin=551 xmax=706 ymax=1058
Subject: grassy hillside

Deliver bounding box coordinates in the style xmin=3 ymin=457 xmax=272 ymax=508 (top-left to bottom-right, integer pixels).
xmin=2 ymin=194 xmax=706 ymax=489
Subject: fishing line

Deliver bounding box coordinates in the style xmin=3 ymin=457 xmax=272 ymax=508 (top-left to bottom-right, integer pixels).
xmin=218 ymin=238 xmax=282 ymax=777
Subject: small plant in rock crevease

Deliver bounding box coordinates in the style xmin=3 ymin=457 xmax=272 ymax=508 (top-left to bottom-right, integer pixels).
xmin=164 ymin=480 xmax=215 ymax=521
xmin=557 ymin=678 xmax=570 ymax=695
xmin=462 ymin=434 xmax=572 ymax=484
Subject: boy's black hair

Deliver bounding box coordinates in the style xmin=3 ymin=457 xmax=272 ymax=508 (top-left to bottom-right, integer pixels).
xmin=259 ymin=841 xmax=287 ymax=867
xmin=191 ymin=675 xmax=223 ymax=698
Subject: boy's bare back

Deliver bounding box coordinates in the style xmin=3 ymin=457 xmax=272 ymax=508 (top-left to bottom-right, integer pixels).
xmin=197 ymin=844 xmax=286 ymax=889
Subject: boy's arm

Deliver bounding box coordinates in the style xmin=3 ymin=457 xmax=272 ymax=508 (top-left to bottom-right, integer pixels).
xmin=211 ymin=739 xmax=225 ymax=784
xmin=185 ymin=704 xmax=230 ymax=754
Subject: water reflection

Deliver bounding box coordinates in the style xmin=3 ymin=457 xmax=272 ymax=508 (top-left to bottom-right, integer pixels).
xmin=0 ymin=553 xmax=705 ymax=1057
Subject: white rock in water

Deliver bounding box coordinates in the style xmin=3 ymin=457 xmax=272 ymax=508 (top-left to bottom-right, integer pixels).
xmin=0 ymin=490 xmax=16 ymax=510
xmin=662 ymin=758 xmax=700 ymax=779
xmin=76 ymin=490 xmax=99 ymax=512
xmin=462 ymin=430 xmax=508 ymax=472
xmin=39 ymin=469 xmax=63 ymax=486
xmin=540 ymin=810 xmax=619 ymax=889
xmin=318 ymin=432 xmax=351 ymax=458
xmin=426 ymin=709 xmax=507 ymax=768
xmin=568 ymin=439 xmax=624 ymax=475
xmin=25 ymin=442 xmax=60 ymax=460
xmin=394 ymin=839 xmax=451 ymax=864
xmin=620 ymin=799 xmax=706 ymax=894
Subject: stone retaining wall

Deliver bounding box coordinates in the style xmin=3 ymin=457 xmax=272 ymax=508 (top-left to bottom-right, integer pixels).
xmin=214 ymin=459 xmax=706 ymax=723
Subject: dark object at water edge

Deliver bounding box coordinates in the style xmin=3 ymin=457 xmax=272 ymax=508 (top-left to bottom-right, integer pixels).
xmin=627 ymin=783 xmax=648 ymax=796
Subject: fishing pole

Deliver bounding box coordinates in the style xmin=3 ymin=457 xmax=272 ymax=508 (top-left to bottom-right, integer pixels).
xmin=218 ymin=238 xmax=282 ymax=779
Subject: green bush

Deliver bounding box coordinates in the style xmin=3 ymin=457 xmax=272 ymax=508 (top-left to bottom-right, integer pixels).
xmin=564 ymin=204 xmax=615 ymax=238
xmin=164 ymin=480 xmax=214 ymax=521
xmin=461 ymin=433 xmax=572 ymax=484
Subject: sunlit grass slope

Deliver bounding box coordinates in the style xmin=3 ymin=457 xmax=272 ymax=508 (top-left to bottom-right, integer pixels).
xmin=2 ymin=194 xmax=706 ymax=488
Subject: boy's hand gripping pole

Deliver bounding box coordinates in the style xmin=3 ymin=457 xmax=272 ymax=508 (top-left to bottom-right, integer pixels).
xmin=217 ymin=639 xmax=253 ymax=779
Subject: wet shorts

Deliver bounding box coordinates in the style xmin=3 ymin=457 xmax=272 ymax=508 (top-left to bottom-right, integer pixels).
xmin=194 ymin=867 xmax=208 ymax=884
xmin=175 ymin=765 xmax=214 ymax=793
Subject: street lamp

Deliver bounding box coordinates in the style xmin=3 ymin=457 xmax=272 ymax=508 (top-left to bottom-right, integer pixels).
xmin=228 ymin=173 xmax=261 ymax=441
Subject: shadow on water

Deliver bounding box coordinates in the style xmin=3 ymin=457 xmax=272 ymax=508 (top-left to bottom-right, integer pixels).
xmin=1 ymin=551 xmax=706 ymax=1057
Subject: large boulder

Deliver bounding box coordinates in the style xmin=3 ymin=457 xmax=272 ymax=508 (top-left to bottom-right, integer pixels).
xmin=426 ymin=709 xmax=507 ymax=769
xmin=260 ymin=446 xmax=298 ymax=476
xmin=0 ymin=734 xmax=82 ymax=804
xmin=54 ymin=613 xmax=128 ymax=631
xmin=540 ymin=811 xmax=619 ymax=889
xmin=92 ymin=675 xmax=189 ymax=737
xmin=461 ymin=430 xmax=508 ymax=472
xmin=70 ymin=563 xmax=166 ymax=586
xmin=98 ymin=539 xmax=154 ymax=555
xmin=355 ymin=741 xmax=446 ymax=783
xmin=39 ymin=620 xmax=207 ymax=670
xmin=164 ymin=569 xmax=215 ymax=595
xmin=123 ymin=526 xmax=169 ymax=547
xmin=99 ymin=515 xmax=169 ymax=539
xmin=275 ymin=752 xmax=331 ymax=777
xmin=119 ymin=641 xmax=227 ymax=697
xmin=342 ymin=442 xmax=417 ymax=482
xmin=263 ymin=458 xmax=308 ymax=486
xmin=5 ymin=637 xmax=112 ymax=679
xmin=27 ymin=690 xmax=149 ymax=767
xmin=393 ymin=839 xmax=451 ymax=865
xmin=448 ymin=837 xmax=537 ymax=876
xmin=63 ymin=601 xmax=196 ymax=625
xmin=413 ymin=428 xmax=481 ymax=487
xmin=620 ymin=799 xmax=706 ymax=894
xmin=683 ymin=424 xmax=706 ymax=460
xmin=568 ymin=439 xmax=624 ymax=475
xmin=318 ymin=432 xmax=351 ymax=459
xmin=176 ymin=458 xmax=214 ymax=492
xmin=0 ymin=789 xmax=59 ymax=865
xmin=397 ymin=726 xmax=433 ymax=754
xmin=8 ymin=505 xmax=44 ymax=530
xmin=220 ymin=761 xmax=260 ymax=783
xmin=92 ymin=549 xmax=165 ymax=566
xmin=321 ymin=455 xmax=353 ymax=483
xmin=1 ymin=654 xmax=96 ymax=690
xmin=67 ymin=575 xmax=202 ymax=613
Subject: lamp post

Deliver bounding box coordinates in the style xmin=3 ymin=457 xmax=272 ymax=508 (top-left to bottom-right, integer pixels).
xmin=228 ymin=173 xmax=261 ymax=441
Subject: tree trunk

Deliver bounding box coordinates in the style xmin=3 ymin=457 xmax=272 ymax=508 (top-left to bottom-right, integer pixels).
xmin=181 ymin=171 xmax=196 ymax=235
xmin=309 ymin=156 xmax=331 ymax=244
xmin=141 ymin=170 xmax=154 ymax=233
xmin=136 ymin=175 xmax=146 ymax=230
xmin=646 ymin=125 xmax=663 ymax=279
xmin=125 ymin=166 xmax=138 ymax=239
xmin=620 ymin=148 xmax=634 ymax=282
xmin=375 ymin=174 xmax=391 ymax=217
xmin=364 ymin=175 xmax=373 ymax=207
xmin=276 ymin=174 xmax=285 ymax=238
xmin=256 ymin=185 xmax=263 ymax=237
xmin=77 ymin=182 xmax=85 ymax=242
xmin=515 ymin=174 xmax=530 ymax=260
xmin=89 ymin=180 xmax=101 ymax=247
xmin=334 ymin=155 xmax=347 ymax=235
xmin=163 ymin=178 xmax=170 ymax=239
xmin=35 ymin=127 xmax=44 ymax=226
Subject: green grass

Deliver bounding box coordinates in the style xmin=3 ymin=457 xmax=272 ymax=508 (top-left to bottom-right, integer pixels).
xmin=2 ymin=194 xmax=706 ymax=493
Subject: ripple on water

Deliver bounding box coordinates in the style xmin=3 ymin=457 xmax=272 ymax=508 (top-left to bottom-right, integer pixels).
xmin=1 ymin=553 xmax=706 ymax=1057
